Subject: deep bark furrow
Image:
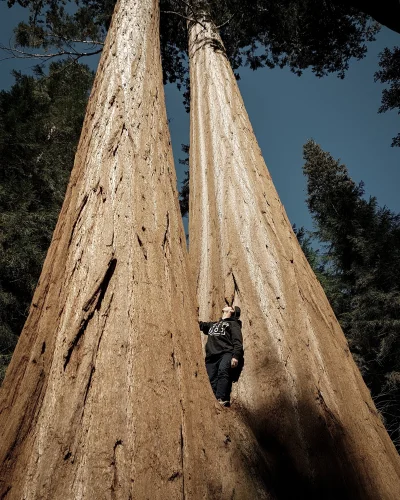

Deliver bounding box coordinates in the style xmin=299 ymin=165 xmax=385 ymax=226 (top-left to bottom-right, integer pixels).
xmin=180 ymin=425 xmax=185 ymax=500
xmin=110 ymin=439 xmax=123 ymax=499
xmin=82 ymin=367 xmax=95 ymax=407
xmin=136 ymin=234 xmax=147 ymax=260
xmin=63 ymin=257 xmax=116 ymax=370
xmin=79 ymin=295 xmax=111 ymax=412
xmin=0 ymin=485 xmax=11 ymax=499
xmin=67 ymin=193 xmax=89 ymax=248
xmin=162 ymin=211 xmax=170 ymax=250
xmin=80 ymin=256 xmax=117 ymax=313
xmin=63 ymin=317 xmax=92 ymax=370
xmin=3 ymin=370 xmax=45 ymax=464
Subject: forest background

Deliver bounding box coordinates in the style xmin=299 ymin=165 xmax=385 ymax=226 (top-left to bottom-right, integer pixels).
xmin=0 ymin=0 xmax=399 ymax=450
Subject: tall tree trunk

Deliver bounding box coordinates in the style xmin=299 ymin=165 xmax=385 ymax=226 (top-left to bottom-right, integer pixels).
xmin=188 ymin=18 xmax=400 ymax=499
xmin=0 ymin=2 xmax=272 ymax=498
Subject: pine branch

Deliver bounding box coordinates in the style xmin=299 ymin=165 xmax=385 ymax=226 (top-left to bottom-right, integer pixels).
xmin=167 ymin=0 xmax=207 ymax=29
xmin=172 ymin=0 xmax=197 ymax=18
xmin=161 ymin=10 xmax=198 ymax=24
xmin=49 ymin=34 xmax=104 ymax=46
xmin=216 ymin=13 xmax=236 ymax=29
xmin=0 ymin=43 xmax=103 ymax=62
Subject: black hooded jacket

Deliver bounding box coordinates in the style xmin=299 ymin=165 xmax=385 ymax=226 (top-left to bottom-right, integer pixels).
xmin=199 ymin=317 xmax=244 ymax=361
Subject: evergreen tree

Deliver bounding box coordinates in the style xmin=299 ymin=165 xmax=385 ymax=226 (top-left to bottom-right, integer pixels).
xmin=292 ymin=224 xmax=340 ymax=302
xmin=303 ymin=139 xmax=400 ymax=449
xmin=0 ymin=61 xmax=93 ymax=382
xmin=178 ymin=144 xmax=189 ymax=218
xmin=375 ymin=46 xmax=400 ymax=147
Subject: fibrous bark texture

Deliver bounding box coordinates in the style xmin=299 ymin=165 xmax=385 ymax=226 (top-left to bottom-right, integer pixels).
xmin=188 ymin=19 xmax=400 ymax=500
xmin=0 ymin=2 xmax=273 ymax=498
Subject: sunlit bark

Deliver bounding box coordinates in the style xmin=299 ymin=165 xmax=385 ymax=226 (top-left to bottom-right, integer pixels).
xmin=0 ymin=2 xmax=271 ymax=498
xmin=188 ymin=17 xmax=400 ymax=499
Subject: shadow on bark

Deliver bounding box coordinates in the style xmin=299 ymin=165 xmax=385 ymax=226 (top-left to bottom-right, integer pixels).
xmin=188 ymin=25 xmax=228 ymax=61
xmin=233 ymin=395 xmax=360 ymax=500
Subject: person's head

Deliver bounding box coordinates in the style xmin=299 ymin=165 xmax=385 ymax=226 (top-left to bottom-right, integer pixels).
xmin=222 ymin=305 xmax=234 ymax=318
xmin=222 ymin=305 xmax=241 ymax=319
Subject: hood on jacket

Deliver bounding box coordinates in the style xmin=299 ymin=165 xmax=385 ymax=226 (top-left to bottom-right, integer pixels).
xmin=224 ymin=316 xmax=242 ymax=328
xmin=233 ymin=306 xmax=241 ymax=319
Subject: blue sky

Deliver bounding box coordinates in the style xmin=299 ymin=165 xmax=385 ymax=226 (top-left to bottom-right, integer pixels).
xmin=165 ymin=28 xmax=400 ymax=232
xmin=1 ymin=3 xmax=399 ymax=234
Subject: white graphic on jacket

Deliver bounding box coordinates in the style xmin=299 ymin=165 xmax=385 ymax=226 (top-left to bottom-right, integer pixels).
xmin=199 ymin=318 xmax=244 ymax=360
xmin=208 ymin=321 xmax=230 ymax=336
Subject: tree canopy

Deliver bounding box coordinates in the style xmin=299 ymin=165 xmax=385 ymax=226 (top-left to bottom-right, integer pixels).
xmin=7 ymin=0 xmax=397 ymax=139
xmin=345 ymin=0 xmax=400 ymax=35
xmin=3 ymin=1 xmax=380 ymax=83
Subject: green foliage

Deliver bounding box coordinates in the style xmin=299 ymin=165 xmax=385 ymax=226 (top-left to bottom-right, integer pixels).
xmin=292 ymin=224 xmax=340 ymax=303
xmin=179 ymin=144 xmax=189 ymax=218
xmin=5 ymin=1 xmax=379 ymax=94
xmin=302 ymin=139 xmax=400 ymax=449
xmin=161 ymin=0 xmax=379 ymax=93
xmin=293 ymin=225 xmax=321 ymax=273
xmin=0 ymin=60 xmax=94 ymax=384
xmin=375 ymin=46 xmax=400 ymax=147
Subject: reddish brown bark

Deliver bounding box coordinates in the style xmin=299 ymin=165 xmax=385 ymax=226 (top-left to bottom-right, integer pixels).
xmin=188 ymin=18 xmax=400 ymax=499
xmin=0 ymin=2 xmax=272 ymax=498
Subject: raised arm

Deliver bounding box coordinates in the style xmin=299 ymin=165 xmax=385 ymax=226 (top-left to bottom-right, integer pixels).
xmin=199 ymin=321 xmax=213 ymax=335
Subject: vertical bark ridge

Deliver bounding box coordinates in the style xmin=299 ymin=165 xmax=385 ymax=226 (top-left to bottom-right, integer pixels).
xmin=188 ymin=18 xmax=400 ymax=499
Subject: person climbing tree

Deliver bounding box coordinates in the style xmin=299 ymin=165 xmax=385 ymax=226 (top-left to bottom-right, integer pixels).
xmin=199 ymin=305 xmax=244 ymax=407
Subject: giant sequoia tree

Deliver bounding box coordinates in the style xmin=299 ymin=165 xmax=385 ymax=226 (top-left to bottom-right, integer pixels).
xmin=0 ymin=1 xmax=274 ymax=497
xmin=1 ymin=0 xmax=400 ymax=498
xmin=187 ymin=9 xmax=400 ymax=499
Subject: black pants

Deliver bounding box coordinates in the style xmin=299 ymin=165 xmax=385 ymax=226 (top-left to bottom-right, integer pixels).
xmin=205 ymin=353 xmax=233 ymax=402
